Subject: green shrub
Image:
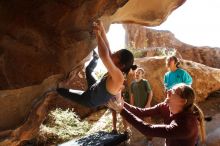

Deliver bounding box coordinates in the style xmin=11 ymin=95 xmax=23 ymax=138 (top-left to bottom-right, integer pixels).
xmin=127 ymin=41 xmax=145 ymax=58
xmin=155 ymin=47 xmax=176 ymax=56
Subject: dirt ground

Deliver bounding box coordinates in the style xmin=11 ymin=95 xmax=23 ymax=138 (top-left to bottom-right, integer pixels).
xmin=198 ymin=91 xmax=220 ymax=134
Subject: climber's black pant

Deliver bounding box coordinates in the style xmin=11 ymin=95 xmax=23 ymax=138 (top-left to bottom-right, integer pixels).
xmin=57 ymin=56 xmax=98 ymax=107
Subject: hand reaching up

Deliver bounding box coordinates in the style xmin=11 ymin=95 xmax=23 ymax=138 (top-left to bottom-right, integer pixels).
xmin=93 ymin=20 xmax=105 ymax=35
xmin=93 ymin=21 xmax=101 ymax=35
xmin=96 ymin=20 xmax=105 ymax=29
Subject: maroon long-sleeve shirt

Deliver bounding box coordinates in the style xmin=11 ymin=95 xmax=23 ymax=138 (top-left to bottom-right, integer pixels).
xmin=121 ymin=102 xmax=198 ymax=146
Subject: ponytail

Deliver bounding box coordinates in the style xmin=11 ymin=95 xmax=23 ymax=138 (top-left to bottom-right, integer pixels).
xmin=193 ymin=103 xmax=206 ymax=145
xmin=131 ymin=65 xmax=138 ymax=71
xmin=124 ymin=65 xmax=137 ymax=76
xmin=167 ymin=55 xmax=180 ymax=68
xmin=176 ymin=61 xmax=180 ymax=68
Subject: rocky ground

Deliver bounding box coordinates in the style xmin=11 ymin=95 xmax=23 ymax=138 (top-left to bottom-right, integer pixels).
xmin=198 ymin=91 xmax=220 ymax=146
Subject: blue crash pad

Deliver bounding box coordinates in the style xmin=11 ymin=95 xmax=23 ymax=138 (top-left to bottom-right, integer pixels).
xmin=59 ymin=131 xmax=129 ymax=146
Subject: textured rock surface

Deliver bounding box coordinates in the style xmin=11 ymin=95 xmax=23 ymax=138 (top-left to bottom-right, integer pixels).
xmin=110 ymin=0 xmax=186 ymax=25
xmin=135 ymin=56 xmax=220 ymax=102
xmin=206 ymin=114 xmax=220 ymax=146
xmin=0 ymin=0 xmax=186 ymax=144
xmin=0 ymin=0 xmax=185 ymax=90
xmin=124 ymin=24 xmax=220 ymax=68
xmin=0 ymin=67 xmax=96 ymax=146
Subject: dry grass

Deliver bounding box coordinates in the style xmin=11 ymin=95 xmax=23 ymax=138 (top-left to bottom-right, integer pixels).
xmin=36 ymin=108 xmax=91 ymax=145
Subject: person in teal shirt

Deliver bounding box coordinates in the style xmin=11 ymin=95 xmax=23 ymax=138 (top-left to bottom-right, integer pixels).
xmin=164 ymin=55 xmax=192 ymax=90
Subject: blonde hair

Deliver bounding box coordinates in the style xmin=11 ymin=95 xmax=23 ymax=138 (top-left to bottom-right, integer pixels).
xmin=193 ymin=104 xmax=206 ymax=145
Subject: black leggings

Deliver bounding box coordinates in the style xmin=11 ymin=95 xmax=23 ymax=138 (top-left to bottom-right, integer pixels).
xmin=57 ymin=56 xmax=98 ymax=107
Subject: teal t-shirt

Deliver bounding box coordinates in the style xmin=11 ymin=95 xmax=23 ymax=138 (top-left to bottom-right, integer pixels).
xmin=131 ymin=79 xmax=152 ymax=108
xmin=164 ymin=68 xmax=192 ymax=90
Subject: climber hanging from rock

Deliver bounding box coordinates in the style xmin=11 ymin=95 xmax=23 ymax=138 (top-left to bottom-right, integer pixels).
xmin=56 ymin=20 xmax=137 ymax=107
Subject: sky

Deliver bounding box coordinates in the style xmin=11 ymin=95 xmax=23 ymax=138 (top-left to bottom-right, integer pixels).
xmin=106 ymin=0 xmax=220 ymax=50
xmin=153 ymin=0 xmax=220 ymax=48
xmin=93 ymin=0 xmax=220 ymax=72
xmin=92 ymin=24 xmax=125 ymax=73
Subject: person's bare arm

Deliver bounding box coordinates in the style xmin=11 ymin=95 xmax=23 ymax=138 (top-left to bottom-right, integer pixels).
xmin=94 ymin=22 xmax=123 ymax=93
xmin=96 ymin=20 xmax=111 ymax=54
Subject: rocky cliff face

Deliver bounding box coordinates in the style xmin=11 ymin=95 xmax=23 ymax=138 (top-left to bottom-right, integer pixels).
xmin=135 ymin=56 xmax=220 ymax=102
xmin=123 ymin=24 xmax=220 ymax=68
xmin=0 ymin=0 xmax=186 ymax=145
xmin=0 ymin=0 xmax=185 ymax=90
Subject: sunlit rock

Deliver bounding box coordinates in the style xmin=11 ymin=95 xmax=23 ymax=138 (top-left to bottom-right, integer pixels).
xmin=135 ymin=56 xmax=220 ymax=102
xmin=0 ymin=0 xmax=186 ymax=145
xmin=123 ymin=24 xmax=220 ymax=68
xmin=206 ymin=114 xmax=220 ymax=146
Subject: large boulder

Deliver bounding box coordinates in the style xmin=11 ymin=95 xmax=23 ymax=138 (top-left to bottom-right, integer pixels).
xmin=206 ymin=114 xmax=220 ymax=146
xmin=135 ymin=56 xmax=220 ymax=102
xmin=123 ymin=24 xmax=220 ymax=68
xmin=0 ymin=0 xmax=186 ymax=145
xmin=0 ymin=0 xmax=186 ymax=90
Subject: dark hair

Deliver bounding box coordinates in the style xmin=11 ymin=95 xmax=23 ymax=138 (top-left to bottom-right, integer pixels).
xmin=167 ymin=55 xmax=180 ymax=68
xmin=131 ymin=64 xmax=138 ymax=70
xmin=117 ymin=49 xmax=135 ymax=74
